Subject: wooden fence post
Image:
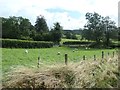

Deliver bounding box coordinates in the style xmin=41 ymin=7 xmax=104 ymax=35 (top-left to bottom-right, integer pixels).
xmin=83 ymin=55 xmax=85 ymax=60
xmin=37 ymin=56 xmax=40 ymax=68
xmin=94 ymin=55 xmax=96 ymax=61
xmin=65 ymin=53 xmax=68 ymax=65
xmin=113 ymin=51 xmax=114 ymax=57
xmin=102 ymin=51 xmax=104 ymax=59
xmin=108 ymin=52 xmax=110 ymax=56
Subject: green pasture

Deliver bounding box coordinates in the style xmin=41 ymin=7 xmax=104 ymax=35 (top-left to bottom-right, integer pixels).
xmin=61 ymin=38 xmax=94 ymax=44
xmin=60 ymin=39 xmax=80 ymax=44
xmin=2 ymin=47 xmax=116 ymax=75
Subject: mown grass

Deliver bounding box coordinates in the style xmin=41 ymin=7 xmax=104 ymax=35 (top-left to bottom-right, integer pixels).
xmin=2 ymin=47 xmax=116 ymax=74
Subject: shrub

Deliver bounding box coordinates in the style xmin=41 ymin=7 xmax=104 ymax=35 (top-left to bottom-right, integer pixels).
xmin=2 ymin=39 xmax=53 ymax=48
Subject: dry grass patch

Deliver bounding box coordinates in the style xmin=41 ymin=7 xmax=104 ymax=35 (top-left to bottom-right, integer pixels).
xmin=2 ymin=55 xmax=119 ymax=88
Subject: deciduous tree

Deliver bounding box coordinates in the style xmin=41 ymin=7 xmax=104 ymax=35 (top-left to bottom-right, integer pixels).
xmin=50 ymin=22 xmax=63 ymax=44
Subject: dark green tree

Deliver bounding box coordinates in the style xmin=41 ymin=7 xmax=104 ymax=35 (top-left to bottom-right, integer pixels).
xmin=29 ymin=25 xmax=36 ymax=39
xmin=101 ymin=16 xmax=117 ymax=46
xmin=2 ymin=16 xmax=34 ymax=40
xmin=35 ymin=15 xmax=49 ymax=34
xmin=34 ymin=15 xmax=50 ymax=41
xmin=2 ymin=17 xmax=9 ymax=38
xmin=19 ymin=17 xmax=32 ymax=40
xmin=2 ymin=16 xmax=20 ymax=39
xmin=84 ymin=12 xmax=103 ymax=43
xmin=81 ymin=28 xmax=93 ymax=41
xmin=50 ymin=22 xmax=63 ymax=44
xmin=65 ymin=32 xmax=72 ymax=39
xmin=65 ymin=31 xmax=77 ymax=39
xmin=82 ymin=12 xmax=117 ymax=47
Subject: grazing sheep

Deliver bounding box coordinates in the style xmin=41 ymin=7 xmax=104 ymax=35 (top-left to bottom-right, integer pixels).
xmin=25 ymin=49 xmax=28 ymax=53
xmin=75 ymin=48 xmax=78 ymax=51
xmin=85 ymin=47 xmax=88 ymax=50
xmin=73 ymin=50 xmax=75 ymax=52
xmin=57 ymin=52 xmax=60 ymax=55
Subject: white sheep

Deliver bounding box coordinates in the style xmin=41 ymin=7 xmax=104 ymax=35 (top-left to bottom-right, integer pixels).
xmin=25 ymin=49 xmax=28 ymax=53
xmin=75 ymin=48 xmax=78 ymax=51
xmin=85 ymin=47 xmax=88 ymax=50
xmin=57 ymin=52 xmax=60 ymax=55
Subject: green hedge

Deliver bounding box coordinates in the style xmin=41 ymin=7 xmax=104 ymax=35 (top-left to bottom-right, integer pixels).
xmin=63 ymin=41 xmax=119 ymax=48
xmin=2 ymin=39 xmax=53 ymax=48
xmin=109 ymin=43 xmax=120 ymax=48
xmin=63 ymin=41 xmax=93 ymax=45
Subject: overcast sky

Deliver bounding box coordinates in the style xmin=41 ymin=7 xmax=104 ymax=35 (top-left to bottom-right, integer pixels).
xmin=0 ymin=0 xmax=119 ymax=29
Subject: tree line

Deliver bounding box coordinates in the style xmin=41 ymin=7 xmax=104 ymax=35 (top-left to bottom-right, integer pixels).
xmin=2 ymin=15 xmax=62 ymax=44
xmin=82 ymin=12 xmax=119 ymax=47
xmin=1 ymin=12 xmax=119 ymax=46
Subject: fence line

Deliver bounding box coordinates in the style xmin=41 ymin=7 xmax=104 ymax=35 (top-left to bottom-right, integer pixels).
xmin=37 ymin=51 xmax=117 ymax=66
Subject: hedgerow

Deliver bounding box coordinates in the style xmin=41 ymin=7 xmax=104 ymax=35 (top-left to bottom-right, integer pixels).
xmin=63 ymin=41 xmax=94 ymax=45
xmin=2 ymin=39 xmax=53 ymax=48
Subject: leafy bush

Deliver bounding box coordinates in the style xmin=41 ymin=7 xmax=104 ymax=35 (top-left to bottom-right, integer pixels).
xmin=2 ymin=39 xmax=53 ymax=48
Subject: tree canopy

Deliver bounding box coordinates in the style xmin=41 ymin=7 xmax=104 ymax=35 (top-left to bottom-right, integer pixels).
xmin=1 ymin=13 xmax=118 ymax=47
xmin=35 ymin=15 xmax=49 ymax=34
xmin=50 ymin=22 xmax=63 ymax=44
xmin=2 ymin=16 xmax=64 ymax=44
xmin=2 ymin=16 xmax=34 ymax=40
xmin=82 ymin=12 xmax=118 ymax=47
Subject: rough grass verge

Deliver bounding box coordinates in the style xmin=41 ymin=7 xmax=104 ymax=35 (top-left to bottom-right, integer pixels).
xmin=2 ymin=54 xmax=119 ymax=88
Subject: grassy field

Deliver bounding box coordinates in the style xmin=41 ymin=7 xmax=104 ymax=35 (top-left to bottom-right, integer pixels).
xmin=2 ymin=50 xmax=119 ymax=88
xmin=1 ymin=46 xmax=119 ymax=88
xmin=61 ymin=38 xmax=93 ymax=44
xmin=2 ymin=47 xmax=116 ymax=74
xmin=60 ymin=39 xmax=81 ymax=44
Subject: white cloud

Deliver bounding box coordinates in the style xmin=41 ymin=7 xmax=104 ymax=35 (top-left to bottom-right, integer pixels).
xmin=46 ymin=12 xmax=84 ymax=30
xmin=0 ymin=0 xmax=119 ymax=29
